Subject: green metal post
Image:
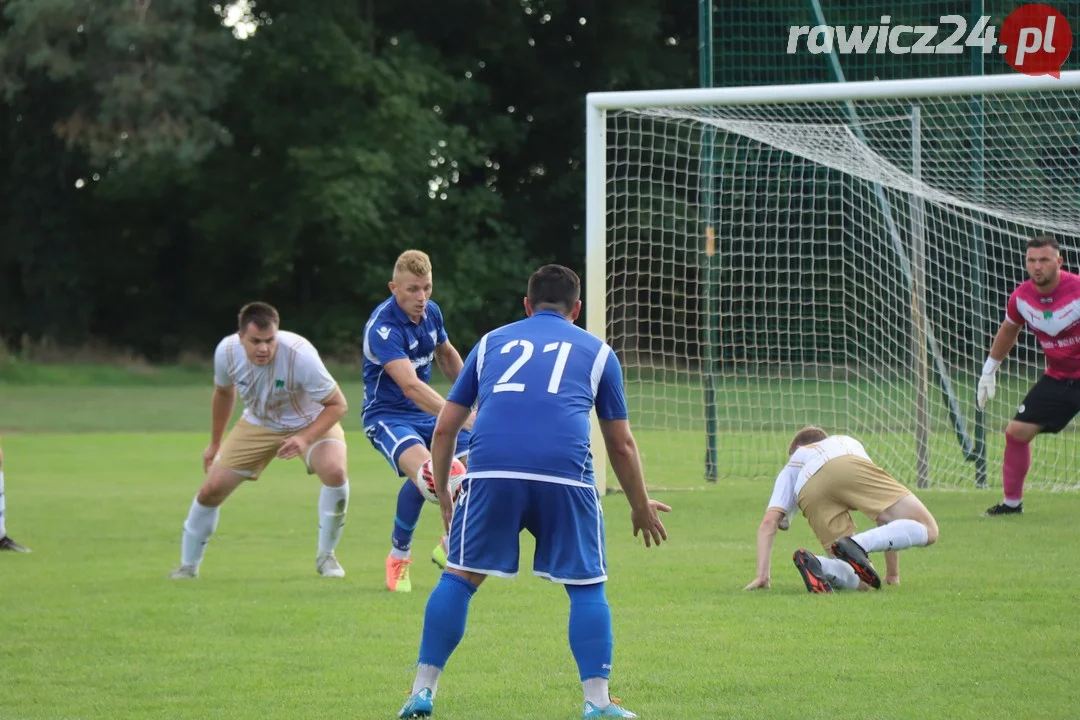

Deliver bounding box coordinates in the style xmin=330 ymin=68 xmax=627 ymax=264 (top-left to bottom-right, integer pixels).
xmin=700 ymin=0 xmax=719 ymax=482
xmin=971 ymin=0 xmax=989 ymax=488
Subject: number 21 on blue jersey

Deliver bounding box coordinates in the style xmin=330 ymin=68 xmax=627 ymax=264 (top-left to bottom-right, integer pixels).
xmin=493 ymin=340 xmax=573 ymax=394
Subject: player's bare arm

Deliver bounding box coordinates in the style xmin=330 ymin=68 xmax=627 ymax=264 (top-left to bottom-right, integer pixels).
xmin=989 ymin=319 xmax=1023 ymax=361
xmin=598 ymin=418 xmax=670 ymax=548
xmin=204 ymin=384 xmax=237 ymax=473
xmin=277 ymin=387 xmax=348 ymax=460
xmin=383 ymin=357 xmax=448 ymax=417
xmin=883 ymin=551 xmax=900 ymax=585
xmin=434 ymin=341 xmax=465 ymax=383
xmin=430 ymin=400 xmax=471 ymax=532
xmin=745 ymin=508 xmax=785 ymax=590
xmin=433 ymin=342 xmax=477 ymax=429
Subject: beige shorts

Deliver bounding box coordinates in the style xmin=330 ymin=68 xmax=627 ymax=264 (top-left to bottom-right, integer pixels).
xmin=216 ymin=419 xmax=346 ymax=480
xmin=797 ymin=455 xmax=911 ymax=549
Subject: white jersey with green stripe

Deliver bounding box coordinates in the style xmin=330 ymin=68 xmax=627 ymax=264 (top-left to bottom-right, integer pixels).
xmin=213 ymin=330 xmax=338 ymax=433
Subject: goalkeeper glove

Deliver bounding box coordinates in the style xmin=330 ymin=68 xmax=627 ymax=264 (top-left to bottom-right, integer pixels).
xmin=976 ymin=358 xmax=1000 ymax=410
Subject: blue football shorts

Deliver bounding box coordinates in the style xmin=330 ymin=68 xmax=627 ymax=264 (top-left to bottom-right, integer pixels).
xmin=445 ymin=476 xmax=607 ymax=584
xmin=364 ymin=415 xmax=471 ymax=476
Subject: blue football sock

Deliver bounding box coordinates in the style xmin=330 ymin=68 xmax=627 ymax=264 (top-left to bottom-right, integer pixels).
xmin=418 ymin=572 xmax=478 ymax=668
xmin=566 ymin=582 xmax=613 ymax=681
xmin=392 ymin=478 xmax=425 ymax=552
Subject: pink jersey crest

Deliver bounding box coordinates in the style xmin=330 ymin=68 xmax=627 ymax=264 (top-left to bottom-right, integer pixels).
xmin=1006 ymin=270 xmax=1080 ymax=380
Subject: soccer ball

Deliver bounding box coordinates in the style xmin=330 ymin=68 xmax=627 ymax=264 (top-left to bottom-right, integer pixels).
xmin=417 ymin=457 xmax=467 ymax=504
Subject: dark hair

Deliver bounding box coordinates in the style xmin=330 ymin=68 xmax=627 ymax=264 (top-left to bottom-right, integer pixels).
xmin=1027 ymin=235 xmax=1060 ymax=252
xmin=238 ymin=301 xmax=280 ymax=332
xmin=527 ymin=264 xmax=581 ymax=314
xmin=788 ymin=426 xmax=828 ymax=456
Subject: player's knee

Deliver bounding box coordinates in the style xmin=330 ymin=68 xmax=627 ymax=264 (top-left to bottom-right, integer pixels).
xmin=197 ymin=472 xmax=238 ymax=507
xmin=319 ymin=466 xmax=348 ymax=488
xmin=447 ymin=567 xmax=485 ymax=588
xmin=196 ymin=485 xmax=226 ymax=507
xmin=923 ymin=517 xmax=939 ymax=546
xmin=397 ymin=445 xmax=430 ymax=480
xmin=565 ymin=582 xmax=608 ymax=605
xmin=1005 ymin=422 xmax=1038 ymax=443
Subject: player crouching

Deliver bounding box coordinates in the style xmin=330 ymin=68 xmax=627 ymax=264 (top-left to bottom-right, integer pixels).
xmin=745 ymin=426 xmax=939 ymax=593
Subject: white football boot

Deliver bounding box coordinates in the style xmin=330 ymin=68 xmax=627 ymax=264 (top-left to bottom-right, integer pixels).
xmin=316 ymin=552 xmax=346 ymax=578
xmin=169 ymin=564 xmax=199 ymax=579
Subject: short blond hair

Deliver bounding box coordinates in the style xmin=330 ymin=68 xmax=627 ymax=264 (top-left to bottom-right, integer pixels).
xmin=788 ymin=425 xmax=828 ymax=455
xmin=394 ymin=250 xmax=432 ymax=277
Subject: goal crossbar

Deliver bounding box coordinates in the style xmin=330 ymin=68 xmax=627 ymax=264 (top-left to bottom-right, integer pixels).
xmin=586 ymin=71 xmax=1080 ymax=111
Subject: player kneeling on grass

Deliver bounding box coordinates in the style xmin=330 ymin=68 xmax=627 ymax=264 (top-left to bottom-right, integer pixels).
xmin=744 ymin=427 xmax=939 ymax=593
xmin=170 ymin=302 xmax=351 ymax=580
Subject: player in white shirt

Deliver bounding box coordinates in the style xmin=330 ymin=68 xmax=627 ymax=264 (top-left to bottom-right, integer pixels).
xmin=170 ymin=302 xmax=351 ymax=579
xmin=0 ymin=445 xmax=31 ymax=553
xmin=744 ymin=426 xmax=939 ymax=593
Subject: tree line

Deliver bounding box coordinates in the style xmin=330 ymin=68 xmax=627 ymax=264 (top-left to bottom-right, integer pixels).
xmin=0 ymin=0 xmax=696 ymax=359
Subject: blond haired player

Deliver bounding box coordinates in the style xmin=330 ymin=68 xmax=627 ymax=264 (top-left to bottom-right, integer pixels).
xmin=744 ymin=427 xmax=939 ymax=593
xmin=0 ymin=445 xmax=31 ymax=553
xmin=170 ymin=302 xmax=351 ymax=579
xmin=361 ymin=250 xmax=474 ymax=593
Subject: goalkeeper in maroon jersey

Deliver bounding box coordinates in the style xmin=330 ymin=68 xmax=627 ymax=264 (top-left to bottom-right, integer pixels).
xmin=976 ymin=236 xmax=1080 ymax=516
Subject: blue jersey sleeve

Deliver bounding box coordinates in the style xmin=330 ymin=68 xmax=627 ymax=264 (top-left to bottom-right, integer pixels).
xmin=367 ymin=322 xmax=407 ymax=365
xmin=594 ymin=348 xmax=629 ymax=421
xmin=447 ymin=344 xmax=480 ymax=407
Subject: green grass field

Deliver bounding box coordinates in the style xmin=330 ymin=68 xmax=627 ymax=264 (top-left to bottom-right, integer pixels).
xmin=1 ymin=365 xmax=1079 ymax=719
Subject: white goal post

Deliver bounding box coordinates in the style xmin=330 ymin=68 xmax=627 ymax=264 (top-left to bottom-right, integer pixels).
xmin=586 ymin=71 xmax=1080 ymax=493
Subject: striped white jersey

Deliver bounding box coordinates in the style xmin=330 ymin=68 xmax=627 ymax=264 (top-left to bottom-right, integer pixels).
xmin=766 ymin=435 xmax=871 ymax=518
xmin=213 ymin=330 xmax=338 ymax=432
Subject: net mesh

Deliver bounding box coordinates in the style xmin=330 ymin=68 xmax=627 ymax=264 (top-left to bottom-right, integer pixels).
xmin=604 ymin=81 xmax=1080 ymax=489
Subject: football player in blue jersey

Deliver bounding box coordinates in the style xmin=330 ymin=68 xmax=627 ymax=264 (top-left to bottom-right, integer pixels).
xmin=397 ymin=264 xmax=670 ymax=720
xmin=361 ymin=250 xmax=475 ymax=593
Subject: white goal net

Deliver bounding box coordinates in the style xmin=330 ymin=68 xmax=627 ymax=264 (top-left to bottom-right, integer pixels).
xmin=586 ymin=73 xmax=1080 ymax=492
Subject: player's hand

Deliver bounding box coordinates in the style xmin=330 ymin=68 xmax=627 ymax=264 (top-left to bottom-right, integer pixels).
xmin=743 ymin=577 xmax=771 ymax=591
xmin=976 ymin=373 xmax=996 ymax=410
xmin=277 ymin=434 xmax=310 ymax=460
xmin=437 ymin=492 xmax=455 ymax=533
xmin=885 ymin=575 xmax=900 ymax=586
xmin=631 ymin=498 xmax=671 ymax=548
xmin=202 ymin=442 xmax=220 ymax=473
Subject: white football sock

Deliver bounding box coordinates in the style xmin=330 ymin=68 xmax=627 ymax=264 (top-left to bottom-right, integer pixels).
xmin=851 ymin=519 xmax=929 ymax=553
xmin=413 ymin=662 xmax=442 ymax=696
xmin=583 ymin=677 xmax=611 ymax=707
xmin=0 ymin=470 xmax=7 ymax=537
xmin=317 ymin=482 xmax=350 ymax=554
xmin=816 ymin=555 xmax=860 ymax=590
xmin=1004 ymin=498 xmax=1022 ymax=508
xmin=390 ymin=547 xmax=411 ymax=561
xmin=181 ymin=497 xmax=220 ymax=568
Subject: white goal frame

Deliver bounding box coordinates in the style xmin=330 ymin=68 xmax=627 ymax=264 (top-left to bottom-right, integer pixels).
xmin=585 ymin=70 xmax=1080 ymax=493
